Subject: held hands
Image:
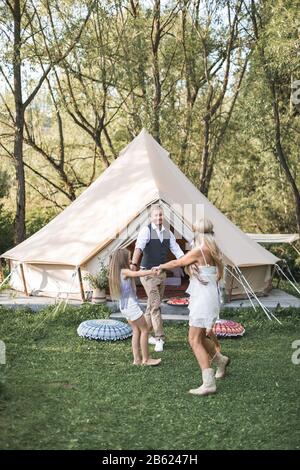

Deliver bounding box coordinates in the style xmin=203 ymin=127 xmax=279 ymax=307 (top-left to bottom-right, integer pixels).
xmin=130 ymin=263 xmax=138 ymax=271
xmin=151 ymin=266 xmax=162 ymax=276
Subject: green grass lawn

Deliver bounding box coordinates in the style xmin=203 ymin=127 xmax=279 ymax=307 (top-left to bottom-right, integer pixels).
xmin=0 ymin=303 xmax=299 ymax=450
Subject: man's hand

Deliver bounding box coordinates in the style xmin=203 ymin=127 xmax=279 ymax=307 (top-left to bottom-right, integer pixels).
xmin=151 ymin=266 xmax=162 ymax=276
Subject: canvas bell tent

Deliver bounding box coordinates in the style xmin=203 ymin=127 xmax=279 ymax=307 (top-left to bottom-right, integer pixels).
xmin=1 ymin=128 xmax=279 ymax=301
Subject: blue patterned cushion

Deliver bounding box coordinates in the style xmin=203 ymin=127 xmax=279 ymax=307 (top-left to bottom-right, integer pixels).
xmin=77 ymin=319 xmax=132 ymax=341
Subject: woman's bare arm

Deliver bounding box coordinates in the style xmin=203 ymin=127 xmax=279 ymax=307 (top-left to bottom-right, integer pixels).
xmin=158 ymin=249 xmax=201 ymax=270
xmin=121 ymin=268 xmax=154 ymax=279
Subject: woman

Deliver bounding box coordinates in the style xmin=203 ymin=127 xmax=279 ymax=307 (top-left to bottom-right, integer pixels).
xmin=154 ymin=219 xmax=230 ymax=395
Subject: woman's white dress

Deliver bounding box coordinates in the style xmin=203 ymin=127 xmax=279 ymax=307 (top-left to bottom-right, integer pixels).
xmin=186 ymin=262 xmax=220 ymax=329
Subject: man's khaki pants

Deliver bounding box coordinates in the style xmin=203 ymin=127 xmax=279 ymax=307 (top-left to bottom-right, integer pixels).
xmin=140 ymin=271 xmax=166 ymax=340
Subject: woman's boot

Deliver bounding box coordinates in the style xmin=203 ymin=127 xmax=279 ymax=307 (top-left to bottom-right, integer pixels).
xmin=189 ymin=368 xmax=217 ymax=395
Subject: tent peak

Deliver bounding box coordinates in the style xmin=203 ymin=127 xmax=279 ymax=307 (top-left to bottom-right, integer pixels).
xmin=136 ymin=127 xmax=155 ymax=142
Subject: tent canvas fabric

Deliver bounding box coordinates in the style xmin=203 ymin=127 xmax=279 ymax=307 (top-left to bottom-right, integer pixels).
xmin=1 ymin=129 xmax=280 ymax=300
xmin=246 ymin=234 xmax=299 ymax=244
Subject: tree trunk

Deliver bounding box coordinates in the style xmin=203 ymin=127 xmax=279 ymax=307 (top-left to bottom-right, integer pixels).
xmin=151 ymin=0 xmax=161 ymax=143
xmin=199 ymin=117 xmax=210 ymax=196
xmin=271 ymin=82 xmax=300 ymax=236
xmin=13 ymin=0 xmax=26 ymax=243
xmin=179 ymin=106 xmax=193 ymax=168
xmin=152 ymin=55 xmax=161 ymax=143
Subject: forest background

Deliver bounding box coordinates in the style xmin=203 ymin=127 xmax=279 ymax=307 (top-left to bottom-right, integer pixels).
xmin=0 ymin=0 xmax=299 ymax=274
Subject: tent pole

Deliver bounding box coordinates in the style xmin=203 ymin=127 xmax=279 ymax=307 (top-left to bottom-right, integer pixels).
xmin=290 ymin=242 xmax=300 ymax=257
xmin=275 ymin=264 xmax=300 ymax=295
xmin=77 ymin=267 xmax=85 ymax=302
xmin=0 ymin=259 xmax=3 ymax=283
xmin=20 ymin=263 xmax=29 ymax=296
xmin=269 ymin=264 xmax=276 ymax=291
xmin=229 ymin=267 xmax=257 ymax=311
xmin=236 ymin=267 xmax=282 ymax=323
xmin=0 ymin=262 xmax=21 ymax=290
xmin=227 ymin=266 xmax=234 ymax=302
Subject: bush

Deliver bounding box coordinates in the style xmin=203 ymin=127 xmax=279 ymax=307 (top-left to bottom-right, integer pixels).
xmin=0 ymin=208 xmax=57 ymax=256
xmin=84 ymin=262 xmax=109 ymax=290
xmin=0 ymin=209 xmax=14 ymax=254
xmin=265 ymin=243 xmax=300 ymax=281
xmin=0 ymin=170 xmax=11 ymax=200
xmin=26 ymin=209 xmax=57 ymax=238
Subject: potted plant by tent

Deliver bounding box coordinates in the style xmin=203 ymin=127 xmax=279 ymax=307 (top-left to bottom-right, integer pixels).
xmin=84 ymin=263 xmax=108 ymax=304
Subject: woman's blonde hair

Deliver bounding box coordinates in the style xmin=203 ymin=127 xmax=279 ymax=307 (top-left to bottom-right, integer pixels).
xmin=189 ymin=219 xmax=224 ymax=278
xmin=108 ymin=248 xmax=135 ymax=300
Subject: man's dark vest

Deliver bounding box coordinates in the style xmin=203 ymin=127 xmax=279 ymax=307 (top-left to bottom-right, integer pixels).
xmin=140 ymin=224 xmax=170 ymax=269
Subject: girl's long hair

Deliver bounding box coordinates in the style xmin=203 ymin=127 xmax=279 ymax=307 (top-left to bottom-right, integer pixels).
xmin=188 ymin=219 xmax=224 ymax=279
xmin=109 ymin=248 xmax=135 ymax=300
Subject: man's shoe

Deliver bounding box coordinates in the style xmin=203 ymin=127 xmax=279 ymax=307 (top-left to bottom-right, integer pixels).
xmin=148 ymin=336 xmax=157 ymax=345
xmin=154 ymin=339 xmax=164 ymax=352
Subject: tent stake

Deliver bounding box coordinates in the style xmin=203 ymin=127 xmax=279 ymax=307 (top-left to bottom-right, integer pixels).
xmin=20 ymin=263 xmax=29 ymax=296
xmin=77 ymin=267 xmax=85 ymax=302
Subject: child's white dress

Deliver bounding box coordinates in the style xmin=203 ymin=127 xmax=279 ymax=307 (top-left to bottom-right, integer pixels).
xmin=186 ymin=248 xmax=220 ymax=329
xmin=119 ymin=274 xmax=143 ymax=322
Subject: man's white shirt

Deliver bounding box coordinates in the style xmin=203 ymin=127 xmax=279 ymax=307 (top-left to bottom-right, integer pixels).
xmin=136 ymin=222 xmax=184 ymax=260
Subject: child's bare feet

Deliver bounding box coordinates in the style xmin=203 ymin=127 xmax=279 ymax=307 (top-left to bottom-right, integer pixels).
xmin=133 ymin=359 xmax=142 ymax=365
xmin=142 ymin=358 xmax=161 ymax=366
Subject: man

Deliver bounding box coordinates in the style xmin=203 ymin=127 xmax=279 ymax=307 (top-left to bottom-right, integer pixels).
xmin=130 ymin=205 xmax=184 ymax=352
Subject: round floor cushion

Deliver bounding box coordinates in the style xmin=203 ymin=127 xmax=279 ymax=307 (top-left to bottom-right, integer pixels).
xmin=167 ymin=297 xmax=189 ymax=306
xmin=77 ymin=319 xmax=132 ymax=341
xmin=213 ymin=319 xmax=245 ymax=337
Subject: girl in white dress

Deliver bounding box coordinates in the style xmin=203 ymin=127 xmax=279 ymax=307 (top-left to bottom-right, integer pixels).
xmin=155 ymin=219 xmax=230 ymax=395
xmin=109 ymin=248 xmax=161 ymax=366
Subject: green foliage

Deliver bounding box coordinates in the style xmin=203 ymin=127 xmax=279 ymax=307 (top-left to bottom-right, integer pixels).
xmin=26 ymin=209 xmax=57 ymax=238
xmin=0 ymin=209 xmax=14 ymax=255
xmin=274 ymin=279 xmax=300 ymax=300
xmin=0 ymin=208 xmax=58 ymax=256
xmin=0 ymin=170 xmax=10 ymax=200
xmin=0 ymin=365 xmax=8 ymax=396
xmin=84 ymin=262 xmax=109 ymax=290
xmin=47 ymin=303 xmax=111 ymax=327
xmin=0 ymin=303 xmax=111 ymax=342
xmin=0 ymin=0 xmax=298 ymax=263
xmin=271 ymin=245 xmax=300 ymax=281
xmin=0 ymin=281 xmax=9 ymax=293
xmin=0 ymin=168 xmax=13 ymax=254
